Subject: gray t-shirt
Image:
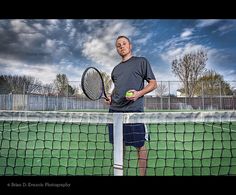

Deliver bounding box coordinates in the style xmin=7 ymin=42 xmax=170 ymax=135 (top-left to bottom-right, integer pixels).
xmin=110 ymin=56 xmax=156 ymax=111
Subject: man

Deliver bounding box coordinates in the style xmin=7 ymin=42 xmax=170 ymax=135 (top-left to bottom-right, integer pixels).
xmin=106 ymin=35 xmax=157 ymax=176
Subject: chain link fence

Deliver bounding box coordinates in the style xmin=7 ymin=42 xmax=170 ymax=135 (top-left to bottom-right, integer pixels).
xmin=0 ymin=81 xmax=235 ymax=111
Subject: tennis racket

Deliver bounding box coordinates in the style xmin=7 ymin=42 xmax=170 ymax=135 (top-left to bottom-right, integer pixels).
xmin=81 ymin=67 xmax=109 ymax=101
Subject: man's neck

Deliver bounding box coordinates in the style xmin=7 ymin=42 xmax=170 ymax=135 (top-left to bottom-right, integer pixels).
xmin=122 ymin=53 xmax=133 ymax=62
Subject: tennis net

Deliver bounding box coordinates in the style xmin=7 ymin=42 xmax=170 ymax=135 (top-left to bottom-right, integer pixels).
xmin=0 ymin=110 xmax=236 ymax=176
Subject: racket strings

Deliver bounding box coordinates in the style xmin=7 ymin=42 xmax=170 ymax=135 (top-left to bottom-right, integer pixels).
xmin=83 ymin=69 xmax=103 ymax=100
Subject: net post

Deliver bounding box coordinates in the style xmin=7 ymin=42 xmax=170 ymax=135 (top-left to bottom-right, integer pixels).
xmin=113 ymin=113 xmax=123 ymax=176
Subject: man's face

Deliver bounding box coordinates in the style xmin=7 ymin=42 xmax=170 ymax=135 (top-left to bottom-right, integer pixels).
xmin=116 ymin=37 xmax=132 ymax=57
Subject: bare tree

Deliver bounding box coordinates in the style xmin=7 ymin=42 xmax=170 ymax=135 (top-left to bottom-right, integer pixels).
xmin=42 ymin=83 xmax=57 ymax=95
xmin=155 ymin=82 xmax=168 ymax=97
xmin=194 ymin=70 xmax=233 ymax=96
xmin=172 ymin=49 xmax=208 ymax=97
xmin=0 ymin=75 xmax=11 ymax=94
xmin=54 ymin=74 xmax=68 ymax=96
xmin=54 ymin=74 xmax=75 ymax=96
xmin=3 ymin=75 xmax=42 ymax=94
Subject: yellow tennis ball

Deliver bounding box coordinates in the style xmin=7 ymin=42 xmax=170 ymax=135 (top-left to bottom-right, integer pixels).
xmin=126 ymin=91 xmax=133 ymax=97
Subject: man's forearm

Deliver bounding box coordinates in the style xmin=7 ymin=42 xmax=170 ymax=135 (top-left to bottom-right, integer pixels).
xmin=138 ymin=80 xmax=157 ymax=97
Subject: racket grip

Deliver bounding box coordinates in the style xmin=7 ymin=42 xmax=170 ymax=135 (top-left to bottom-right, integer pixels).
xmin=103 ymin=96 xmax=110 ymax=101
xmin=103 ymin=97 xmax=109 ymax=101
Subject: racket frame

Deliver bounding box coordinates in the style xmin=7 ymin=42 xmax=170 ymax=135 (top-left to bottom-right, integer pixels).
xmin=81 ymin=66 xmax=108 ymax=100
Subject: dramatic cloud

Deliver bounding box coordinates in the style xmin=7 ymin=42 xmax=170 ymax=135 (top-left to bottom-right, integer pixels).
xmin=0 ymin=19 xmax=235 ymax=87
xmin=81 ymin=20 xmax=137 ymax=72
xmin=180 ymin=28 xmax=193 ymax=38
xmin=196 ymin=19 xmax=221 ymax=28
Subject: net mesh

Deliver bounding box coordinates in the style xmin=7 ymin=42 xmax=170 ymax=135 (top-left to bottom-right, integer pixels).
xmin=0 ymin=111 xmax=236 ymax=176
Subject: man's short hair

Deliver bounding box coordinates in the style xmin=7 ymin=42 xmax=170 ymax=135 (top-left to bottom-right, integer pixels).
xmin=116 ymin=36 xmax=131 ymax=44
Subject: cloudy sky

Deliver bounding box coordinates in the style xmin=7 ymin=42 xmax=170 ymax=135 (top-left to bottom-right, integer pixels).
xmin=0 ymin=19 xmax=236 ymax=90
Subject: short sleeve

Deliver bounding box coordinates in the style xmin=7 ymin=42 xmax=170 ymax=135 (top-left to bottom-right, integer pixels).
xmin=142 ymin=57 xmax=156 ymax=81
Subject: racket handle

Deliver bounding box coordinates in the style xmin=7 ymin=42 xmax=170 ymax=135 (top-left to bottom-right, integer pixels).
xmin=103 ymin=96 xmax=110 ymax=101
